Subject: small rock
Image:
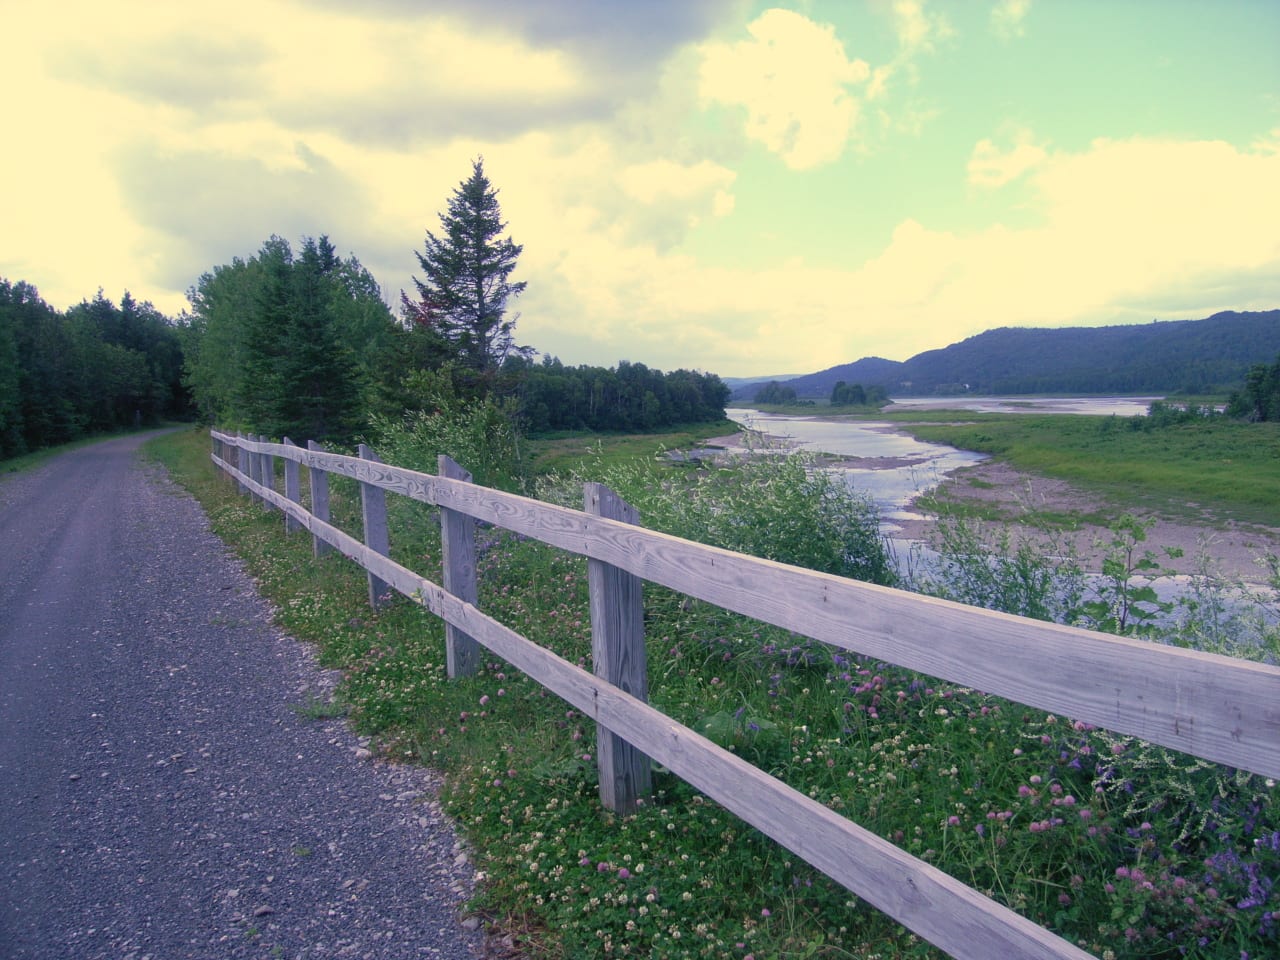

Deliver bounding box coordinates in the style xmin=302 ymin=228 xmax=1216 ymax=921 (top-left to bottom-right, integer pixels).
xmin=68 ymin=774 xmax=81 ymax=782
xmin=354 ymin=748 xmax=373 ymax=761
xmin=252 ymin=905 xmax=274 ymax=917
xmin=461 ymin=917 xmax=482 ymax=932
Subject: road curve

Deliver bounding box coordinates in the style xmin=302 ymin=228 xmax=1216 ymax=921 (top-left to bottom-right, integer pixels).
xmin=0 ymin=433 xmax=484 ymax=960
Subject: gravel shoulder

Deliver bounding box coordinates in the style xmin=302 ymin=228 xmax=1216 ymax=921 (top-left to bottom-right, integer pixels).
xmin=0 ymin=434 xmax=483 ymax=960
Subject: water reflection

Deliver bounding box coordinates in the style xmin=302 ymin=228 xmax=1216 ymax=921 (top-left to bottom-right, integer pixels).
xmin=889 ymin=396 xmax=1161 ymax=417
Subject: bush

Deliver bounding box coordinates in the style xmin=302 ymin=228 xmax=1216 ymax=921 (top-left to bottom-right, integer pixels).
xmin=539 ymin=447 xmax=896 ymax=585
xmin=367 ymin=366 xmax=523 ymax=491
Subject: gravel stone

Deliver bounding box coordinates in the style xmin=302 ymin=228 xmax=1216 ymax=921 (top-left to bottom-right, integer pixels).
xmin=0 ymin=433 xmax=486 ymax=959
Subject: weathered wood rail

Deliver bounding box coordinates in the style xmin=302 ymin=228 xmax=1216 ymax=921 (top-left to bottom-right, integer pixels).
xmin=211 ymin=430 xmax=1280 ymax=960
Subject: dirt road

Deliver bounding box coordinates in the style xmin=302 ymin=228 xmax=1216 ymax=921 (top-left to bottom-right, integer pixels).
xmin=0 ymin=434 xmax=482 ymax=959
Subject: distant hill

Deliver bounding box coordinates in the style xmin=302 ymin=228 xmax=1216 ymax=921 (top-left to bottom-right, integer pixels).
xmin=721 ymin=374 xmax=802 ymax=390
xmin=731 ymin=310 xmax=1280 ymax=401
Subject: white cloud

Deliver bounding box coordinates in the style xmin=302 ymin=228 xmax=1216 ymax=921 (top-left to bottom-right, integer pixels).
xmin=697 ymin=9 xmax=870 ymax=169
xmin=890 ymin=0 xmax=954 ymax=55
xmin=843 ymin=136 xmax=1280 ymax=352
xmin=990 ymin=0 xmax=1032 ymax=40
xmin=519 ymin=134 xmax=1280 ymax=372
xmin=968 ymin=127 xmax=1049 ymax=187
xmin=863 ymin=1 xmax=953 ymax=108
xmin=4 ymin=1 xmax=1276 ymax=378
xmin=616 ymin=159 xmax=736 ymax=207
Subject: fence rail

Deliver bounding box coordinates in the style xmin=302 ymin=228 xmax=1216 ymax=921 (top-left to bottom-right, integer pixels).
xmin=210 ymin=429 xmax=1280 ymax=960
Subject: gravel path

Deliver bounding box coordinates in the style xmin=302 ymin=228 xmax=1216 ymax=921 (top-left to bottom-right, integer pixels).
xmin=0 ymin=433 xmax=484 ymax=960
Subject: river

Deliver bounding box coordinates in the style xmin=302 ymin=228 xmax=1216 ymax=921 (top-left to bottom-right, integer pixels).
xmin=725 ymin=397 xmax=1161 ymax=528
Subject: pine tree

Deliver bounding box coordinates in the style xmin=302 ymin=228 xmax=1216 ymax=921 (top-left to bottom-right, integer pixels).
xmin=402 ymin=158 xmax=527 ymax=378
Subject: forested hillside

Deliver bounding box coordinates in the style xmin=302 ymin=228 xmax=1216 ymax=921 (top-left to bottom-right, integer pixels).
xmin=0 ymin=280 xmax=187 ymax=459
xmin=736 ymin=310 xmax=1280 ymax=400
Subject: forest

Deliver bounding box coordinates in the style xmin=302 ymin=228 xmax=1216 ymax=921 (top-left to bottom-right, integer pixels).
xmin=0 ymin=280 xmax=186 ymax=460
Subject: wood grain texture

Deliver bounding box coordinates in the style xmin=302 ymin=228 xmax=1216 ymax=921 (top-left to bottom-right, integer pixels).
xmin=211 ymin=432 xmax=1280 ymax=779
xmin=259 ymin=443 xmax=276 ymax=514
xmin=357 ymin=444 xmax=391 ymax=609
xmin=281 ymin=438 xmax=302 ymax=534
xmin=585 ymin=482 xmax=651 ymax=815
xmin=439 ymin=456 xmax=479 ymax=678
xmin=305 ymin=439 xmax=332 ymax=557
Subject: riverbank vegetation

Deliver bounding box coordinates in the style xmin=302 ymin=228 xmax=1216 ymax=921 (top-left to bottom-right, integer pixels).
xmin=878 ymin=406 xmax=1280 ymax=528
xmin=148 ymin=417 xmax=1278 ymax=960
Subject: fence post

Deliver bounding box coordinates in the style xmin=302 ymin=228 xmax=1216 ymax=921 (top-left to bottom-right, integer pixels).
xmin=236 ymin=433 xmax=250 ymax=497
xmin=282 ymin=437 xmax=302 ymax=533
xmin=585 ymin=482 xmax=652 ymax=815
xmin=250 ymin=435 xmax=268 ymax=506
xmin=358 ymin=443 xmax=391 ymax=609
xmin=439 ymin=455 xmax=480 ymax=678
xmin=259 ymin=436 xmax=275 ymax=513
xmin=306 ymin=440 xmax=332 ymax=557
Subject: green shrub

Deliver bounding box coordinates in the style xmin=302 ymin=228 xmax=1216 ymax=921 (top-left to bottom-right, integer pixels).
xmin=538 ymin=447 xmax=896 ymax=585
xmin=367 ymin=366 xmax=523 ymax=491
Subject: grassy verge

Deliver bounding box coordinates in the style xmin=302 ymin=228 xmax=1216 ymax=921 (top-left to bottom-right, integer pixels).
xmin=145 ymin=426 xmax=1278 ymax=960
xmin=876 ymin=411 xmax=1280 ymax=528
xmin=524 ymin=420 xmax=738 ymax=476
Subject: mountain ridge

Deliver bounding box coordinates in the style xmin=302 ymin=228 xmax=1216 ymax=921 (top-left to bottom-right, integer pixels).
xmin=730 ymin=310 xmax=1280 ymax=400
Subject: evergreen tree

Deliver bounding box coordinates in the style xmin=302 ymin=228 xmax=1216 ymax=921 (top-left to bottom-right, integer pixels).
xmin=402 ymin=158 xmax=527 ymax=379
xmin=272 ymin=236 xmax=363 ymax=441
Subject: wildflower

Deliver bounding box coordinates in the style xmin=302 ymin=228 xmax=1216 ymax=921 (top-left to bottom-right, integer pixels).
xmin=947 ymin=816 xmax=961 ymax=827
xmin=618 ymin=868 xmax=631 ymax=880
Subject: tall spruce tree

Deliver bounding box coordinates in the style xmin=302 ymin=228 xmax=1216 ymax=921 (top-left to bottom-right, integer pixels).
xmin=402 ymin=158 xmax=527 ymax=379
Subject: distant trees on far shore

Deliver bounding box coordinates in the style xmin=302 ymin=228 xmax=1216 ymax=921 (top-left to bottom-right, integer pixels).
xmin=1228 ymin=353 xmax=1280 ymax=421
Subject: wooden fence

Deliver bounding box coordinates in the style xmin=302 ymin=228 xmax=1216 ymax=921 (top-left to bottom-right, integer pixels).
xmin=210 ymin=430 xmax=1280 ymax=960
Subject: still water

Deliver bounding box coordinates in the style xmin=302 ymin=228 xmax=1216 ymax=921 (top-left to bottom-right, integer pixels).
xmin=726 ymin=396 xmax=1160 ymax=525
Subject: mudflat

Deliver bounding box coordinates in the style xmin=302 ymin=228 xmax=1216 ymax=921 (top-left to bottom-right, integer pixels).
xmin=895 ymin=458 xmax=1280 ymax=586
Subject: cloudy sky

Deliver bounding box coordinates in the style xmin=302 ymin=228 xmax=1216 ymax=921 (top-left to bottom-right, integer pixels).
xmin=3 ymin=1 xmax=1278 ymax=377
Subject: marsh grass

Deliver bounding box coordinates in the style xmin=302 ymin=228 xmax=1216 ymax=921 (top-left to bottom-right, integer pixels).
xmin=147 ymin=427 xmax=1277 ymax=960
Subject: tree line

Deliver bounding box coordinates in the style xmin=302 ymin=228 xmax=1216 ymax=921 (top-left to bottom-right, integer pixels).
xmin=178 ymin=158 xmax=729 ymax=446
xmin=0 ymin=280 xmax=186 ymax=459
xmin=513 ymin=356 xmax=728 ymax=433
xmin=4 ymin=160 xmax=729 ymax=462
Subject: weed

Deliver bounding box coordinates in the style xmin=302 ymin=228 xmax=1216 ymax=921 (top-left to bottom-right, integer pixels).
xmin=290 ymin=692 xmax=349 ymax=720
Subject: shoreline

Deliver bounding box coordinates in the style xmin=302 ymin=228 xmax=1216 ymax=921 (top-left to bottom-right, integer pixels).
xmin=702 ymin=429 xmax=1280 ymax=586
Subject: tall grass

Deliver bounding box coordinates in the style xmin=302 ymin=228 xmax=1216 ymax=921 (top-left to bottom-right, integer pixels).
xmin=147 ymin=427 xmax=1278 ymax=960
